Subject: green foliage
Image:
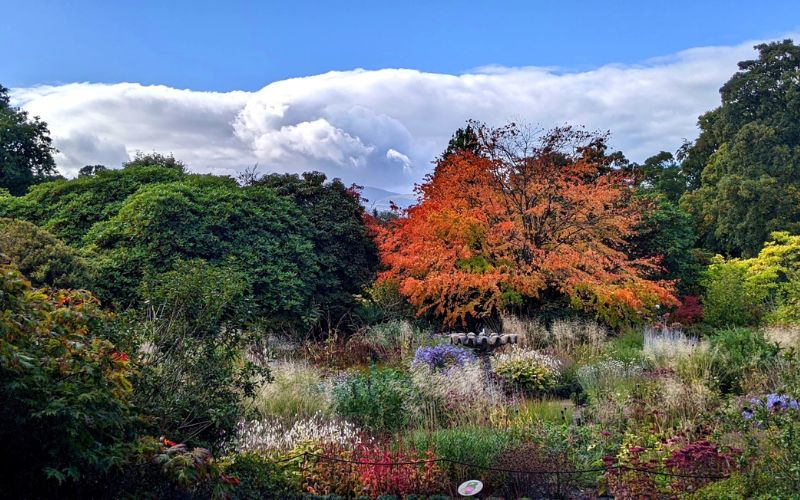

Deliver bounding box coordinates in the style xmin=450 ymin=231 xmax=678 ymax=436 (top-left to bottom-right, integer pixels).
xmin=491 ymin=349 xmax=559 ymax=393
xmin=709 ymin=328 xmax=780 ymax=393
xmin=689 ymin=474 xmax=747 ymax=499
xmin=631 ymin=194 xmax=703 ymax=295
xmin=138 ymin=259 xmax=251 ymax=335
xmin=355 ymin=279 xmax=415 ymax=325
xmin=333 ymin=367 xmax=410 ymax=432
xmin=220 ymin=452 xmax=299 ymax=499
xmin=0 ymin=85 xmax=58 ymax=195
xmin=441 ymin=124 xmax=482 ymax=161
xmin=703 ymin=232 xmax=800 ymax=327
xmin=0 ymin=217 xmax=92 ymax=289
xmin=632 ymin=151 xmax=689 ymax=204
xmin=253 ymin=172 xmax=379 ymax=333
xmin=86 ymin=179 xmax=319 ymax=324
xmin=131 ymin=260 xmax=269 ymax=446
xmin=409 ymin=426 xmax=511 ymax=472
xmin=0 ymin=264 xmax=135 ymax=495
xmin=0 ymin=165 xmax=185 ymax=244
xmin=123 ymin=151 xmax=187 ymax=172
xmin=702 ymin=257 xmax=765 ymax=327
xmin=680 ymin=40 xmax=800 ymax=257
xmin=0 ymin=164 xmax=377 ymax=336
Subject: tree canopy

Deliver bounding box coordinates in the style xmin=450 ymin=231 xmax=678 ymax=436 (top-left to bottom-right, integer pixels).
xmin=376 ymin=123 xmax=676 ymax=327
xmin=0 ymin=85 xmax=58 ymax=195
xmin=680 ymin=40 xmax=800 ymax=257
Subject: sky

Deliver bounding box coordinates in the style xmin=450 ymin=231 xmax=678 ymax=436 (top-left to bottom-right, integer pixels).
xmin=3 ymin=1 xmax=800 ymax=192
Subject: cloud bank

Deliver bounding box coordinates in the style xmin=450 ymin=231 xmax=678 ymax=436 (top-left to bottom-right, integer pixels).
xmin=10 ymin=37 xmax=783 ymax=191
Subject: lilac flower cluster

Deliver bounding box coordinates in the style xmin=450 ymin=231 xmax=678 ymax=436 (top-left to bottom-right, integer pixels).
xmin=412 ymin=344 xmax=475 ymax=371
xmin=742 ymin=393 xmax=800 ymax=421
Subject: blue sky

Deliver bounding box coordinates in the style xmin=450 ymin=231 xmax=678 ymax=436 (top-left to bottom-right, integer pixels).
xmin=5 ymin=0 xmax=799 ymax=90
xmin=4 ymin=1 xmax=800 ymax=193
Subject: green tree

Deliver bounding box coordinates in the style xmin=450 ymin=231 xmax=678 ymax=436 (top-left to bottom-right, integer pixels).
xmin=441 ymin=123 xmax=481 ymax=160
xmin=254 ymin=172 xmax=378 ymax=333
xmin=630 ymin=195 xmax=704 ymax=296
xmin=680 ymin=40 xmax=800 ymax=256
xmin=702 ymin=232 xmax=800 ymax=327
xmin=78 ymin=164 xmax=108 ymax=177
xmin=132 ymin=260 xmax=267 ymax=445
xmin=631 ymin=151 xmax=689 ymax=204
xmin=0 ymin=85 xmax=58 ymax=195
xmin=124 ymin=151 xmax=186 ymax=172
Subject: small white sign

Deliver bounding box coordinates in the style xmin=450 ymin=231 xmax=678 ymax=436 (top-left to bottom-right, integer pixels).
xmin=458 ymin=479 xmax=483 ymax=496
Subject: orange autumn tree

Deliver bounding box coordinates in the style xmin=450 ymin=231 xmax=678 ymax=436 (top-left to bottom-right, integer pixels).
xmin=376 ymin=123 xmax=677 ymax=327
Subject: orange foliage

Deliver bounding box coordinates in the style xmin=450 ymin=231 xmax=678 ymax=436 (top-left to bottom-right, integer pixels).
xmin=376 ymin=124 xmax=677 ymax=326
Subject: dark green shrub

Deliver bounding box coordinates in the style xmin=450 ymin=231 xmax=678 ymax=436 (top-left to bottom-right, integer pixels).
xmin=709 ymin=328 xmax=780 ymax=393
xmin=220 ymin=452 xmax=299 ymax=499
xmin=332 ymin=367 xmax=411 ymax=432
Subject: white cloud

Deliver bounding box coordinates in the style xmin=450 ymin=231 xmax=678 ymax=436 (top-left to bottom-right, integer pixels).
xmin=10 ymin=36 xmax=793 ymax=191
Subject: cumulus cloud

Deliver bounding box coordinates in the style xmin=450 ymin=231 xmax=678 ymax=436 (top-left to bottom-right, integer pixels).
xmin=10 ymin=36 xmax=792 ymax=191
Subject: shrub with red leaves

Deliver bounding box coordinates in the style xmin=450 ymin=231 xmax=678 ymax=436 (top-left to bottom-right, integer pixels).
xmin=671 ymin=295 xmax=703 ymax=325
xmin=302 ymin=442 xmax=446 ymax=498
xmin=354 ymin=444 xmax=446 ymax=498
xmin=665 ymin=440 xmax=739 ymax=494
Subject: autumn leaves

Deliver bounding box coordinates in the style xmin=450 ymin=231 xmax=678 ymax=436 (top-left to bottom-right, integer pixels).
xmin=374 ymin=124 xmax=676 ymax=326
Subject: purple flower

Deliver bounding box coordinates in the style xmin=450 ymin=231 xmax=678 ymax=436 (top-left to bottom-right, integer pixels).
xmin=744 ymin=394 xmax=800 ymax=424
xmin=412 ymin=344 xmax=474 ymax=371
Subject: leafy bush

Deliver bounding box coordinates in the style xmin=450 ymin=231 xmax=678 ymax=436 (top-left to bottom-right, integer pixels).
xmin=604 ymin=439 xmax=740 ymax=498
xmin=709 ymin=328 xmax=780 ymax=393
xmin=0 ymin=165 xmax=185 ymax=244
xmin=219 ymin=452 xmax=300 ymax=499
xmin=131 ymin=260 xmax=268 ymax=446
xmin=689 ymin=474 xmax=747 ymax=499
xmin=703 ymin=257 xmax=765 ymax=327
xmin=333 ymin=368 xmax=411 ymax=432
xmin=251 ymin=172 xmax=379 ymax=334
xmin=670 ymin=295 xmax=704 ymax=325
xmin=0 ymin=264 xmax=135 ymax=495
xmin=0 ymin=217 xmax=92 ymax=289
xmin=491 ymin=348 xmax=560 ymax=393
xmin=702 ymin=233 xmax=800 ymax=327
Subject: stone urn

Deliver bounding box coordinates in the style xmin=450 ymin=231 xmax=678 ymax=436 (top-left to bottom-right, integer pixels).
xmin=446 ymin=329 xmax=518 ymax=373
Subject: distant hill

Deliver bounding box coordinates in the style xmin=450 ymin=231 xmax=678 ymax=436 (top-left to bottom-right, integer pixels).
xmin=359 ymin=186 xmax=416 ymax=212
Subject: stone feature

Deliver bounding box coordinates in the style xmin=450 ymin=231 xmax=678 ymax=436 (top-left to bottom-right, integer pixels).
xmin=447 ymin=331 xmax=518 ymax=348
